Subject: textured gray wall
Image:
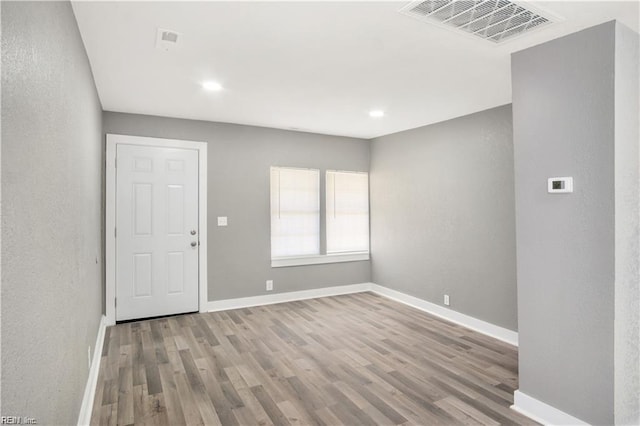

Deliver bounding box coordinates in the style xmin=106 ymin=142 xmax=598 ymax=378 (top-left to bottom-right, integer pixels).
xmin=1 ymin=1 xmax=103 ymax=424
xmin=512 ymin=22 xmax=616 ymax=425
xmin=369 ymin=105 xmax=517 ymax=331
xmin=103 ymin=112 xmax=371 ymax=301
xmin=614 ymin=22 xmax=640 ymax=426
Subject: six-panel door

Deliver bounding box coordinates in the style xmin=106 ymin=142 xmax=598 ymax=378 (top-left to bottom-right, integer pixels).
xmin=116 ymin=144 xmax=199 ymax=321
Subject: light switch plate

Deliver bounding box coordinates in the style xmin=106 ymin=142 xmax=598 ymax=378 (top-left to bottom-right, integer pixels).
xmin=217 ymin=216 xmax=228 ymax=226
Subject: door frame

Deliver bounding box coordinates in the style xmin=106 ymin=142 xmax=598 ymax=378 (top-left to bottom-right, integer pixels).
xmin=105 ymin=134 xmax=208 ymax=326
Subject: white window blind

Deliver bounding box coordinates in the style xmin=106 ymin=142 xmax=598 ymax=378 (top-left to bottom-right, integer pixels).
xmin=270 ymin=167 xmax=320 ymax=258
xmin=326 ymin=170 xmax=370 ymax=254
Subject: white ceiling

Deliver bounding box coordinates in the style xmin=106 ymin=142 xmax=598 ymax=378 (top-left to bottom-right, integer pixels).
xmin=72 ymin=1 xmax=639 ymax=139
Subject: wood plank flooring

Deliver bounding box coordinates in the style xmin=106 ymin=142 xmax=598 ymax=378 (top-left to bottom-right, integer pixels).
xmin=90 ymin=292 xmax=536 ymax=425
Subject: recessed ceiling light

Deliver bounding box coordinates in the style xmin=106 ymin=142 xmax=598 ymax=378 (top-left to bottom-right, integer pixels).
xmin=369 ymin=110 xmax=385 ymax=118
xmin=202 ymin=81 xmax=223 ymax=91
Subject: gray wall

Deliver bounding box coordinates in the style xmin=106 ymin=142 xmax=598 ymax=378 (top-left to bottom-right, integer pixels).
xmin=1 ymin=1 xmax=103 ymax=424
xmin=512 ymin=22 xmax=616 ymax=424
xmin=103 ymin=112 xmax=371 ymax=301
xmin=614 ymin=22 xmax=640 ymax=426
xmin=369 ymin=105 xmax=517 ymax=331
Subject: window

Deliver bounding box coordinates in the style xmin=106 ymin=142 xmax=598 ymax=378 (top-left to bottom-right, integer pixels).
xmin=326 ymin=170 xmax=369 ymax=254
xmin=270 ymin=167 xmax=320 ymax=258
xmin=270 ymin=166 xmax=369 ymax=267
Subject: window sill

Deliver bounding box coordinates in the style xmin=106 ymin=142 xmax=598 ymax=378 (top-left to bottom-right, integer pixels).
xmin=271 ymin=252 xmax=370 ymax=268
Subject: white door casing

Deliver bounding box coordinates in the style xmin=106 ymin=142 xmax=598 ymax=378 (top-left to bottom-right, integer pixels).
xmin=106 ymin=134 xmax=207 ymax=325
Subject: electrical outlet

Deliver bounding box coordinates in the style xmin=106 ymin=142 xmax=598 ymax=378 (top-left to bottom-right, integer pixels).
xmin=266 ymin=280 xmax=273 ymax=291
xmin=87 ymin=346 xmax=92 ymax=371
xmin=444 ymin=294 xmax=450 ymax=306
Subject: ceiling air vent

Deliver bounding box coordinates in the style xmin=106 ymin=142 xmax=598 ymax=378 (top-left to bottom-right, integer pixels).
xmin=155 ymin=28 xmax=182 ymax=51
xmin=399 ymin=0 xmax=555 ymax=44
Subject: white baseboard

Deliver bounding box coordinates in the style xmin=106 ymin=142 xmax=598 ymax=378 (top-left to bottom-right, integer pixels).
xmin=369 ymin=284 xmax=518 ymax=346
xmin=207 ymin=282 xmax=518 ymax=346
xmin=511 ymin=390 xmax=589 ymax=425
xmin=207 ymin=283 xmax=373 ymax=312
xmin=77 ymin=315 xmax=108 ymax=426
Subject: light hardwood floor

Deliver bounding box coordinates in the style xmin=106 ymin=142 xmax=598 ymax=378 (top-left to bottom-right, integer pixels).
xmin=90 ymin=292 xmax=536 ymax=425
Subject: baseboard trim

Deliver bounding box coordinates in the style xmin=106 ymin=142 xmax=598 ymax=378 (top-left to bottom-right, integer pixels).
xmin=370 ymin=284 xmax=518 ymax=346
xmin=77 ymin=315 xmax=108 ymax=426
xmin=511 ymin=390 xmax=589 ymax=425
xmin=207 ymin=282 xmax=518 ymax=346
xmin=207 ymin=283 xmax=373 ymax=312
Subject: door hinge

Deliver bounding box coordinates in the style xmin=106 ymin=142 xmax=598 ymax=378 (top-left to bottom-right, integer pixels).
xmin=115 ymin=297 xmax=117 ymax=308
xmin=114 ymin=227 xmax=117 ymax=238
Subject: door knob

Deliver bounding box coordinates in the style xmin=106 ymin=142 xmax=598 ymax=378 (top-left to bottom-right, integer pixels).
xmin=190 ymin=230 xmax=197 ymax=235
xmin=191 ymin=241 xmax=197 ymax=247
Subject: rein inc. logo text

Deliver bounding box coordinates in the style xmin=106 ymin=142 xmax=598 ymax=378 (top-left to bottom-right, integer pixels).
xmin=1 ymin=417 xmax=37 ymax=425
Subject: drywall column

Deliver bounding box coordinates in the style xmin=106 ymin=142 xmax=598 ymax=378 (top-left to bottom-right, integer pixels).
xmin=513 ymin=21 xmax=639 ymax=425
xmin=512 ymin=22 xmax=615 ymax=424
xmin=614 ymin=22 xmax=640 ymax=426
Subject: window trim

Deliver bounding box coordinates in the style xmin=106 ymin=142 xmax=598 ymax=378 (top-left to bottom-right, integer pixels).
xmin=271 ymin=251 xmax=370 ymax=268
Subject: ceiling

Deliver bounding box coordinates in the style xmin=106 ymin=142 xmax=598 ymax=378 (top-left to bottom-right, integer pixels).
xmin=71 ymin=1 xmax=639 ymax=139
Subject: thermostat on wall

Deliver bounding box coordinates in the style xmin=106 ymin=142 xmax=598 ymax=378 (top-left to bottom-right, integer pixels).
xmin=548 ymin=177 xmax=573 ymax=193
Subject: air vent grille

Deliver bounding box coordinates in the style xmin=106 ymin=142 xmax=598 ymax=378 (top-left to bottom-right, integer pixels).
xmin=155 ymin=28 xmax=182 ymax=51
xmin=399 ymin=0 xmax=554 ymax=43
xmin=161 ymin=31 xmax=179 ymax=43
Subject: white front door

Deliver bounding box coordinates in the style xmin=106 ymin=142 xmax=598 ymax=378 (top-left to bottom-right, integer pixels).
xmin=116 ymin=144 xmax=199 ymax=321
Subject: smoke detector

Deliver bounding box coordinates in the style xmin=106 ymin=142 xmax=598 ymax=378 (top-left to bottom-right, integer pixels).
xmin=155 ymin=28 xmax=182 ymax=51
xmin=399 ymin=0 xmax=557 ymax=44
